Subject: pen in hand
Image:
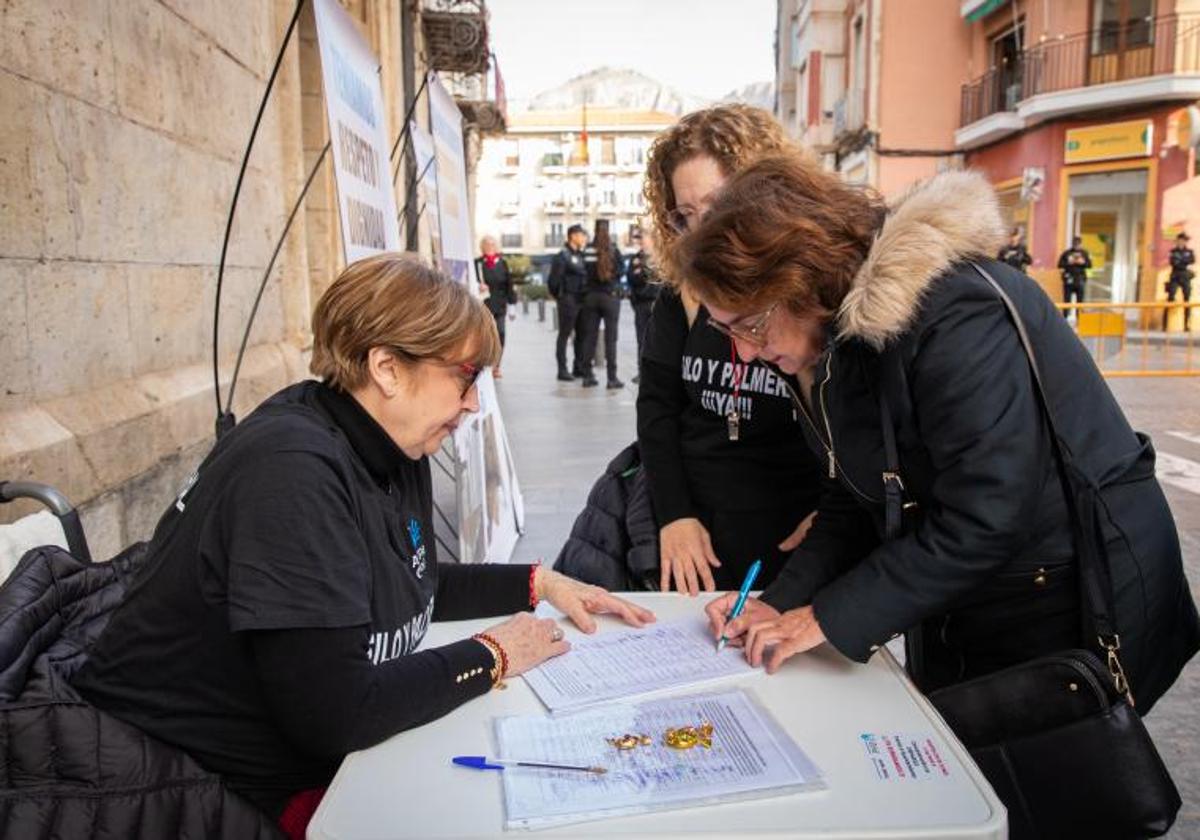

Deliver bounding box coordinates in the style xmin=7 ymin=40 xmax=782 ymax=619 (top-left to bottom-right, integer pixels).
xmin=716 ymin=558 xmax=762 ymax=652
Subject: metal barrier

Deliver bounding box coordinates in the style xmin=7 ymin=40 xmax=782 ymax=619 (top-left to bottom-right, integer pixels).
xmin=1056 ymin=302 xmax=1200 ymax=377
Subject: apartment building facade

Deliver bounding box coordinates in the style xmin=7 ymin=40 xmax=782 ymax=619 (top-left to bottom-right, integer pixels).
xmin=957 ymin=0 xmax=1200 ymax=315
xmin=775 ymin=0 xmax=970 ymax=195
xmin=474 ymin=107 xmax=676 ymax=260
xmin=779 ymin=0 xmax=1200 ymax=314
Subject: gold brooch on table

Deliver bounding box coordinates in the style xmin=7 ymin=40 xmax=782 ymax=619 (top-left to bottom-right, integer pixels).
xmin=606 ymin=733 xmax=653 ymax=751
xmin=663 ymin=722 xmax=714 ymax=750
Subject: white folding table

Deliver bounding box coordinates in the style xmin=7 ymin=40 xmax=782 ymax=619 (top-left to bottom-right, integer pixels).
xmin=308 ymin=592 xmax=1005 ymax=839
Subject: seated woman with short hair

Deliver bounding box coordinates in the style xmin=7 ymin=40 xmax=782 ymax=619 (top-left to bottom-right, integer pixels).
xmin=72 ymin=254 xmax=654 ymax=827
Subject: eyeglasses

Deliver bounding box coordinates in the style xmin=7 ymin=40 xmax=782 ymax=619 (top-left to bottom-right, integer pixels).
xmin=708 ymin=304 xmax=776 ymax=348
xmin=456 ymin=363 xmax=482 ymax=398
xmin=388 ymin=347 xmax=481 ymax=399
xmin=667 ymin=190 xmax=717 ymax=234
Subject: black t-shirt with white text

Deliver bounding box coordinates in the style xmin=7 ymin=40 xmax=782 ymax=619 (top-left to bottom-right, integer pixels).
xmin=638 ymin=290 xmax=821 ymax=522
xmin=74 ymin=381 xmax=529 ymax=811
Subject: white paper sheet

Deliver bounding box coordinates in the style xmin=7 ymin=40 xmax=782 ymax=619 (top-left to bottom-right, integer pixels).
xmin=522 ymin=619 xmax=758 ymax=713
xmin=494 ymin=688 xmax=825 ymax=830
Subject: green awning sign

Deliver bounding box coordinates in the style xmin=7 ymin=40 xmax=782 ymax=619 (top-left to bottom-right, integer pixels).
xmin=964 ymin=0 xmax=1007 ymax=23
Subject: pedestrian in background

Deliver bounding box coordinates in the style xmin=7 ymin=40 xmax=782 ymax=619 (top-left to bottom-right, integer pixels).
xmin=578 ymin=219 xmax=625 ymax=389
xmin=474 ymin=235 xmax=515 ymax=378
xmin=626 ymin=225 xmax=661 ymax=382
xmin=638 ymin=104 xmax=822 ymax=595
xmin=547 ymin=224 xmax=588 ymax=381
xmin=1165 ymin=231 xmax=1195 ymax=330
xmin=997 ymin=227 xmax=1032 ymax=274
xmin=1056 ymin=235 xmax=1091 ymax=316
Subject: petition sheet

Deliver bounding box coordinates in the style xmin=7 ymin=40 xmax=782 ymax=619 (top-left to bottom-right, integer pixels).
xmin=494 ymin=688 xmax=825 ymax=830
xmin=522 ymin=619 xmax=757 ymax=712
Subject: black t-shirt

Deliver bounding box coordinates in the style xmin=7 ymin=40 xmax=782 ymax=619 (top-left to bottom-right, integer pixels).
xmin=637 ymin=290 xmax=821 ymax=522
xmin=73 ymin=381 xmax=531 ymax=814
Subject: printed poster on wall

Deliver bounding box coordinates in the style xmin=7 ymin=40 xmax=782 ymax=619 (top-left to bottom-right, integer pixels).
xmin=427 ymin=71 xmax=474 ymax=284
xmin=454 ymin=371 xmax=525 ymax=564
xmin=408 ymin=119 xmax=442 ymax=261
xmin=313 ymin=0 xmax=401 ymax=263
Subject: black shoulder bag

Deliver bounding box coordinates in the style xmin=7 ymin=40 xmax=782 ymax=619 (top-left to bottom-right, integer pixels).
xmin=877 ymin=262 xmax=1181 ymax=839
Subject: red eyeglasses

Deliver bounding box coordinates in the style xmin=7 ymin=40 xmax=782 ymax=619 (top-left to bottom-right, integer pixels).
xmin=457 ymin=363 xmax=482 ymax=397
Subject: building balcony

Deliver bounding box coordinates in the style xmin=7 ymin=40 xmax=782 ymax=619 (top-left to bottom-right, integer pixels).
xmin=832 ymin=89 xmax=866 ymax=141
xmin=957 ymin=14 xmax=1200 ymax=149
xmin=543 ymin=201 xmax=567 ymax=214
xmin=445 ymin=50 xmax=507 ymax=136
xmin=496 ymin=201 xmax=520 ymax=216
xmin=422 ymin=2 xmax=489 ymax=75
xmin=500 ymin=233 xmax=523 ymax=249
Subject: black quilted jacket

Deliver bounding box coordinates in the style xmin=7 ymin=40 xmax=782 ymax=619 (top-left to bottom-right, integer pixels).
xmin=0 ymin=543 xmax=282 ymax=838
xmin=553 ymin=443 xmax=660 ymax=591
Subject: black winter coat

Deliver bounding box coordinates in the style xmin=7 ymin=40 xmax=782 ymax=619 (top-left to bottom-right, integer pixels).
xmin=553 ymin=443 xmax=660 ymax=591
xmin=761 ymin=171 xmax=1200 ymax=712
xmin=474 ymin=255 xmax=515 ymax=315
xmin=0 ymin=544 xmax=280 ymax=838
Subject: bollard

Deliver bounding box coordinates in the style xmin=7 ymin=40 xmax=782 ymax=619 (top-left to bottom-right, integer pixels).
xmin=541 ymin=299 xmax=549 ymax=325
xmin=522 ymin=299 xmax=529 ymax=315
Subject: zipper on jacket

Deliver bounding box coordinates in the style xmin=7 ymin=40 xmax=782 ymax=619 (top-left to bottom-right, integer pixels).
xmin=817 ymin=353 xmax=836 ymax=478
xmin=782 ymin=357 xmax=879 ymax=505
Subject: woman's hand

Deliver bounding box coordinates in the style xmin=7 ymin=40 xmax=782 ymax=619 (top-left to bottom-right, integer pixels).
xmin=704 ymin=593 xmax=779 ymax=647
xmin=659 ymin=518 xmax=721 ymax=595
xmin=478 ymin=612 xmax=569 ymax=676
xmin=778 ymin=511 xmax=817 ymax=552
xmin=743 ymin=605 xmax=826 ymax=674
xmin=535 ymin=568 xmax=656 ymax=633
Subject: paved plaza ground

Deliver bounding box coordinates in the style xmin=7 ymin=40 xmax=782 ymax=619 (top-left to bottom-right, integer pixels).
xmin=493 ymin=302 xmax=1200 ymax=837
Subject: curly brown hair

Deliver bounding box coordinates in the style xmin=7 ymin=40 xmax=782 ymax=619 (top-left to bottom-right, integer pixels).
xmin=675 ymin=152 xmax=886 ymax=321
xmin=643 ymin=104 xmax=791 ymax=283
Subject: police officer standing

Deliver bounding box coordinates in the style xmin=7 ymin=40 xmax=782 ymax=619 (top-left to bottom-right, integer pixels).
xmin=626 ymin=226 xmax=661 ymax=384
xmin=1166 ymin=232 xmax=1196 ymax=330
xmin=997 ymin=227 xmax=1032 ymax=274
xmin=1057 ymin=236 xmax=1092 ymax=317
xmin=578 ymin=219 xmax=625 ymax=389
xmin=547 ymin=224 xmax=588 ymax=381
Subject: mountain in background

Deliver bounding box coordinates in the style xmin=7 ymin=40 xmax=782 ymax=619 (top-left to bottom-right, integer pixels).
xmin=522 ymin=66 xmax=710 ymax=114
xmin=719 ymin=80 xmax=775 ymax=112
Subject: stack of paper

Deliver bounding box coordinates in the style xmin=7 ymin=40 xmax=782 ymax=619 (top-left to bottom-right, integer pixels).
xmin=522 ymin=619 xmax=758 ymax=713
xmin=494 ymin=688 xmax=825 ymax=830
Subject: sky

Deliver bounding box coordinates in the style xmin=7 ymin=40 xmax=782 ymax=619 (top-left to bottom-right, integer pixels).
xmin=487 ymin=0 xmax=777 ymax=104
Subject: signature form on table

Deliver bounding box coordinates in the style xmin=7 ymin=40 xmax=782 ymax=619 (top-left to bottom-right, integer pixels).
xmin=522 ymin=618 xmax=758 ymax=713
xmin=494 ymin=688 xmax=825 ymax=830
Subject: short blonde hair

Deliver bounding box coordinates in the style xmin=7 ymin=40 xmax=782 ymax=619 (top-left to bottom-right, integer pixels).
xmin=310 ymin=253 xmax=501 ymax=391
xmin=643 ymin=105 xmax=791 ymax=284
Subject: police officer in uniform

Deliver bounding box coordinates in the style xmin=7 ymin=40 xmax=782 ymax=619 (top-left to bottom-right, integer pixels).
xmin=997 ymin=228 xmax=1032 ymax=274
xmin=1166 ymin=232 xmax=1196 ymax=330
xmin=627 ymin=226 xmax=661 ymax=383
xmin=578 ymin=219 xmax=625 ymax=389
xmin=1056 ymin=236 xmax=1092 ymax=317
xmin=547 ymin=224 xmax=589 ymax=381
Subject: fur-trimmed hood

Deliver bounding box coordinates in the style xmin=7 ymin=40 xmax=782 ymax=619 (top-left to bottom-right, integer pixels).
xmin=836 ymin=170 xmax=1008 ymax=349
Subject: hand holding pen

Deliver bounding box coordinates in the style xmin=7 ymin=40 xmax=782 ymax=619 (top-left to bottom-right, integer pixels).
xmin=716 ymin=559 xmax=763 ymax=652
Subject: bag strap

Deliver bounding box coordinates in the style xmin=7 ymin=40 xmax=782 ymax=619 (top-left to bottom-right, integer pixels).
xmin=878 ymin=391 xmax=905 ymax=541
xmin=967 ymin=261 xmax=1133 ymax=705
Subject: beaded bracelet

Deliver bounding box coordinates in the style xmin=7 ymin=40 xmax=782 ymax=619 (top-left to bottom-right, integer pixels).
xmin=528 ymin=562 xmax=542 ymax=609
xmin=472 ymin=632 xmax=509 ymax=689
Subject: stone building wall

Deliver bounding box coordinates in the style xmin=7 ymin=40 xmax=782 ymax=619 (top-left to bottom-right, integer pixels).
xmin=0 ymin=0 xmax=420 ymax=561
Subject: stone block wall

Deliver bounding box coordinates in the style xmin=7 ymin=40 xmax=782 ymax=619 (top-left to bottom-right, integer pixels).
xmin=0 ymin=0 xmax=418 ymax=556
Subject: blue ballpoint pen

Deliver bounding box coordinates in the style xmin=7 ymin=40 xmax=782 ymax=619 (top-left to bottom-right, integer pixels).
xmin=716 ymin=558 xmax=762 ymax=652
